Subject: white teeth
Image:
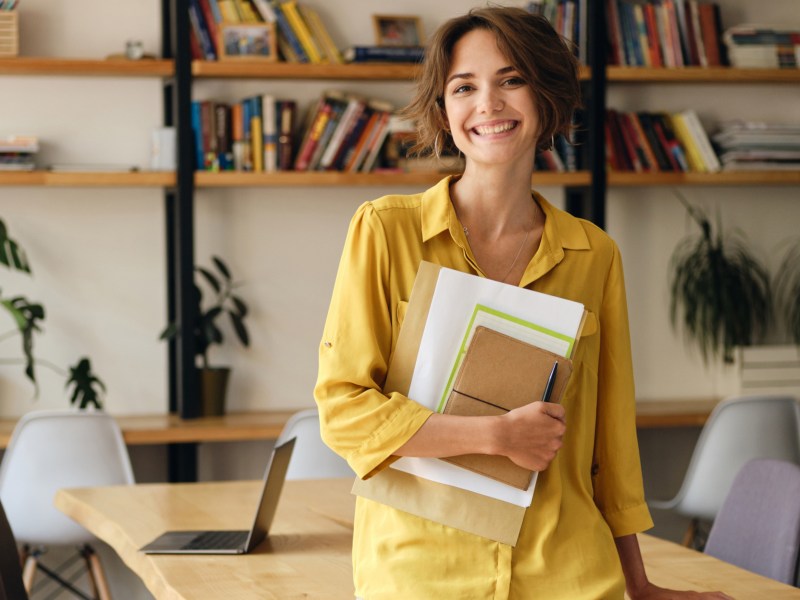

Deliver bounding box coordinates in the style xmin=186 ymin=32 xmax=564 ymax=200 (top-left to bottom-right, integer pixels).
xmin=474 ymin=122 xmax=517 ymax=135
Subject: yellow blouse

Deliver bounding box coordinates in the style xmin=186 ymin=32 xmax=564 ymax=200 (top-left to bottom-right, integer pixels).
xmin=315 ymin=176 xmax=653 ymax=599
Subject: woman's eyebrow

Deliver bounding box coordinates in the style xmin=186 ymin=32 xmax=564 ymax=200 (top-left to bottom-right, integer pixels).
xmin=446 ymin=66 xmax=515 ymax=85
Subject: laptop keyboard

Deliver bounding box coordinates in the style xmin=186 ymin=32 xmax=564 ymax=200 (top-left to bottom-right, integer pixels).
xmin=182 ymin=530 xmax=248 ymax=550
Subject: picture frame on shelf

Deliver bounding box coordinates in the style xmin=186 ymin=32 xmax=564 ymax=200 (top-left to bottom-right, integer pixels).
xmin=219 ymin=23 xmax=277 ymax=61
xmin=372 ymin=15 xmax=424 ymax=47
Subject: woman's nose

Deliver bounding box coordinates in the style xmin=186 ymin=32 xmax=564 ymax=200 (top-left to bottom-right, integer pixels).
xmin=477 ymin=88 xmax=504 ymax=114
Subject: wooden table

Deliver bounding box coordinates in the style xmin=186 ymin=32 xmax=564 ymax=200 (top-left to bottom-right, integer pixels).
xmin=55 ymin=478 xmax=799 ymax=599
xmin=0 ymin=400 xmax=721 ymax=450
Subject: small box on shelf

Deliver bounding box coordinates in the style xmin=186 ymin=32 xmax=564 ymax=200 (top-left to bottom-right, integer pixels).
xmin=0 ymin=10 xmax=19 ymax=58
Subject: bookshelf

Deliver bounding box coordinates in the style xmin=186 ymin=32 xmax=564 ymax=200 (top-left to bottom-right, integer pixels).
xmin=2 ymin=1 xmax=798 ymax=483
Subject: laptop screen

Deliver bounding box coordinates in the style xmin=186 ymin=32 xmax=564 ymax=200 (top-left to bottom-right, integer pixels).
xmin=245 ymin=436 xmax=296 ymax=551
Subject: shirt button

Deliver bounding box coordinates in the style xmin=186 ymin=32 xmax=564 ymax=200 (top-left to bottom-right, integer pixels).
xmin=591 ymin=463 xmax=600 ymax=476
xmin=323 ymin=341 xmax=332 ymax=348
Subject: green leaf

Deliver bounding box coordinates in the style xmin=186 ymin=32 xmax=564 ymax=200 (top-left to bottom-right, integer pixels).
xmin=231 ymin=295 xmax=248 ymax=317
xmin=229 ymin=311 xmax=250 ymax=346
xmin=159 ymin=322 xmax=179 ymax=340
xmin=197 ymin=266 xmax=221 ymax=293
xmin=212 ymin=255 xmax=231 ymax=281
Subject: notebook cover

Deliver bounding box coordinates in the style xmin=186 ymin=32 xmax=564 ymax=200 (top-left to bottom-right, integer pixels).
xmin=441 ymin=326 xmax=573 ymax=490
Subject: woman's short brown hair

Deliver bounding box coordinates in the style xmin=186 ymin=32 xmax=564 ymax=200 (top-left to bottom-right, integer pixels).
xmin=402 ymin=6 xmax=581 ymax=156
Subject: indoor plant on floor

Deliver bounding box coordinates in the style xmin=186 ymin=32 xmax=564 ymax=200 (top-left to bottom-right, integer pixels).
xmin=160 ymin=255 xmax=250 ymax=416
xmin=0 ymin=217 xmax=106 ymax=408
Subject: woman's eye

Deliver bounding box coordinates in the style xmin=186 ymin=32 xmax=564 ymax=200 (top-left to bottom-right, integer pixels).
xmin=452 ymin=84 xmax=473 ymax=94
xmin=502 ymin=77 xmax=526 ymax=87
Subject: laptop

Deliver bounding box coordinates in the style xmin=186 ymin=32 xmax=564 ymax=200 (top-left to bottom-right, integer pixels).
xmin=140 ymin=437 xmax=296 ymax=555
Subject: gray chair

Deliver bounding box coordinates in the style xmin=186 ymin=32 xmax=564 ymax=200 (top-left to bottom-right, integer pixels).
xmin=0 ymin=498 xmax=28 ymax=600
xmin=275 ymin=409 xmax=353 ymax=480
xmin=648 ymin=395 xmax=800 ymax=546
xmin=704 ymin=459 xmax=800 ymax=586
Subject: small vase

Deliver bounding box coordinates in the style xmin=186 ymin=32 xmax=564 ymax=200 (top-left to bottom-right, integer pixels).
xmin=199 ymin=367 xmax=230 ymax=417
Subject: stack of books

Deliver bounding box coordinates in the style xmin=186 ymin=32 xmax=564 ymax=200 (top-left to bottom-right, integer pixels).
xmin=0 ymin=136 xmax=38 ymax=171
xmin=713 ymin=122 xmax=800 ymax=171
xmin=527 ymin=0 xmax=588 ymax=64
xmin=293 ymin=91 xmax=394 ymax=172
xmin=723 ymin=26 xmax=800 ymax=68
xmin=189 ymin=0 xmax=343 ymax=63
xmin=605 ymin=108 xmax=720 ymax=173
xmin=191 ymin=96 xmax=297 ymax=172
xmin=606 ymin=0 xmax=726 ymax=67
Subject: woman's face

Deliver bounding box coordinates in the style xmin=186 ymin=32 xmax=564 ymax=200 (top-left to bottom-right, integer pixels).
xmin=442 ymin=28 xmax=540 ymax=170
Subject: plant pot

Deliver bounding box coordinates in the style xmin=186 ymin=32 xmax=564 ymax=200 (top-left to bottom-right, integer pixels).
xmin=199 ymin=367 xmax=230 ymax=417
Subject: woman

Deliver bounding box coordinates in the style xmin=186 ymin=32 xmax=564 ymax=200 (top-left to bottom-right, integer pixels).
xmin=315 ymin=7 xmax=732 ymax=600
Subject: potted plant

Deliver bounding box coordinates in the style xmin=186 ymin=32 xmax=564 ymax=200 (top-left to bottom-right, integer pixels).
xmin=668 ymin=196 xmax=771 ymax=364
xmin=775 ymin=241 xmax=800 ymax=346
xmin=1 ymin=218 xmax=106 ymax=408
xmin=160 ymin=255 xmax=250 ymax=416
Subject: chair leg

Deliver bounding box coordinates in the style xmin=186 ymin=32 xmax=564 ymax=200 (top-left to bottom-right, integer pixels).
xmin=21 ymin=553 xmax=37 ymax=593
xmin=83 ymin=544 xmax=112 ymax=600
xmin=681 ymin=518 xmax=698 ymax=547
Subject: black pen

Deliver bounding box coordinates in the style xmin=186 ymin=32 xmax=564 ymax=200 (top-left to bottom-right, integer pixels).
xmin=541 ymin=361 xmax=558 ymax=403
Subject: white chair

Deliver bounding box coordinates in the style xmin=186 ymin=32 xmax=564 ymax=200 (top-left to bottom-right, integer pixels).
xmin=276 ymin=409 xmax=353 ymax=480
xmin=0 ymin=409 xmax=135 ymax=599
xmin=648 ymin=395 xmax=800 ymax=546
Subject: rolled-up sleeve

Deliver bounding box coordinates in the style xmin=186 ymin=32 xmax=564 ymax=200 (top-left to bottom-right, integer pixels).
xmin=592 ymin=240 xmax=654 ymax=537
xmin=314 ymin=202 xmax=432 ymax=479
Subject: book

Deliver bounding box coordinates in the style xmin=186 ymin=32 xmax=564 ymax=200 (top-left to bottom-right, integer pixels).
xmin=343 ymin=45 xmax=425 ymax=63
xmin=319 ymin=95 xmax=365 ymax=170
xmin=680 ymin=109 xmax=720 ymax=172
xmin=670 ymin=112 xmax=706 ymax=172
xmin=299 ymin=4 xmax=343 ymax=64
xmin=308 ymin=93 xmax=348 ymax=170
xmin=442 ymin=326 xmax=573 ymax=490
xmin=262 ymin=94 xmax=277 ymax=173
xmin=213 ymin=102 xmax=234 ymax=170
xmin=293 ymin=95 xmax=332 ymax=170
xmin=276 ymin=100 xmax=297 ymax=170
xmin=189 ymin=0 xmax=217 ymax=60
xmin=698 ymin=2 xmax=723 ymax=66
xmin=280 ymin=0 xmax=323 ymax=63
xmin=270 ymin=0 xmax=308 ymax=62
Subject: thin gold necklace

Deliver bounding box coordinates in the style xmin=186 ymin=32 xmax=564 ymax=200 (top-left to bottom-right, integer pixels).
xmin=463 ymin=207 xmax=536 ymax=283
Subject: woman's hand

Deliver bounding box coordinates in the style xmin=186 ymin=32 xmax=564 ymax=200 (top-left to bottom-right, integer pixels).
xmin=495 ymin=401 xmax=566 ymax=471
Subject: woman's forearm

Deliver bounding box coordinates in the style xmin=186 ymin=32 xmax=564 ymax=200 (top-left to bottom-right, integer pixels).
xmin=395 ymin=401 xmax=567 ymax=472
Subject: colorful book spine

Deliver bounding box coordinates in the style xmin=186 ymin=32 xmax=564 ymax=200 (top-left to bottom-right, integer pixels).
xmin=281 ymin=0 xmax=323 ymax=64
xmin=262 ymin=94 xmax=277 ymax=173
xmin=299 ymin=5 xmax=343 ymax=64
xmin=270 ymin=1 xmax=308 ymax=62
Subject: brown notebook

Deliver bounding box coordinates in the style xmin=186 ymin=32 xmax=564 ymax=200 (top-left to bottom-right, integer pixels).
xmin=442 ymin=326 xmax=573 ymax=490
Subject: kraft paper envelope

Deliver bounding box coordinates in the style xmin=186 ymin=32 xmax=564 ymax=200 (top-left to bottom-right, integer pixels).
xmin=442 ymin=326 xmax=573 ymax=490
xmin=352 ymin=262 xmax=531 ymax=546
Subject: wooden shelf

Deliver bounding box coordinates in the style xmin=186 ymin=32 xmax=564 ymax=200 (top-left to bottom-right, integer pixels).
xmin=0 ymin=171 xmax=175 ymax=186
xmin=193 ymin=61 xmax=592 ymax=81
xmin=195 ymin=170 xmax=592 ymax=187
xmin=636 ymin=398 xmax=719 ymax=428
xmin=0 ymin=57 xmax=174 ymax=77
xmin=608 ymin=66 xmax=800 ymax=83
xmin=609 ymin=171 xmax=800 ymax=186
xmin=193 ymin=60 xmax=420 ymax=80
